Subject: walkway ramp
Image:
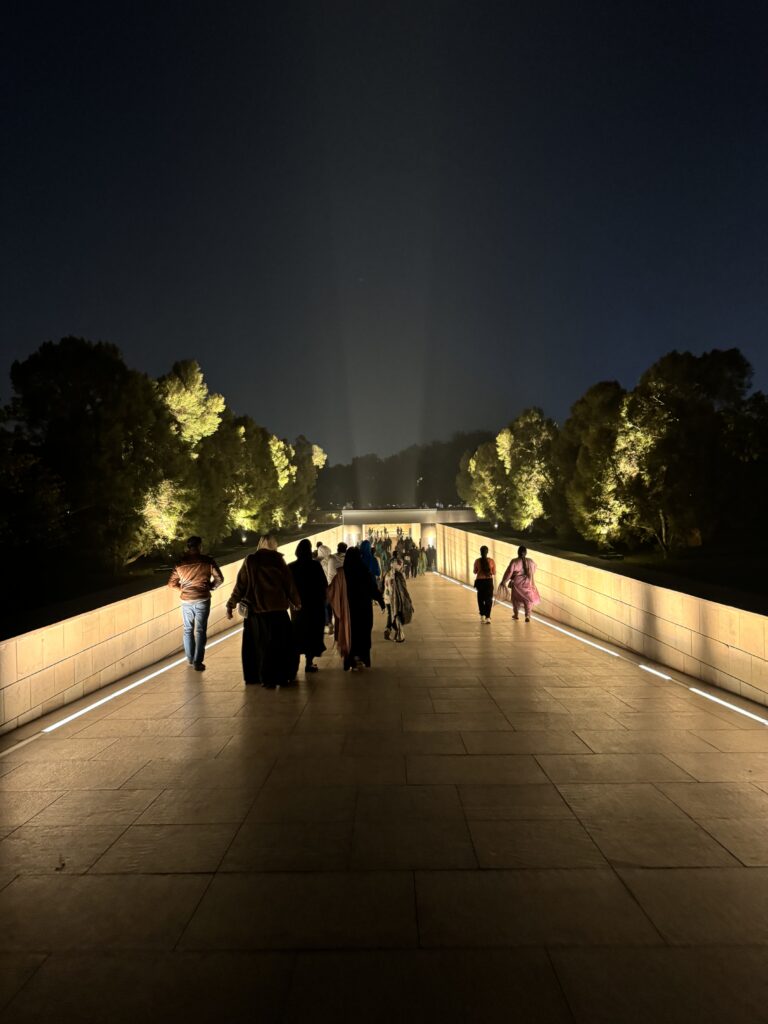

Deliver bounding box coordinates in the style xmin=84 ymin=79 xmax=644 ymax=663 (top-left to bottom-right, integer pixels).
xmin=1 ymin=573 xmax=767 ymax=1022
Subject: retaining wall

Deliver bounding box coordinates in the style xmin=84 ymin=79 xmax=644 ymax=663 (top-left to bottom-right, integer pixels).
xmin=438 ymin=525 xmax=768 ymax=706
xmin=0 ymin=527 xmax=342 ymax=734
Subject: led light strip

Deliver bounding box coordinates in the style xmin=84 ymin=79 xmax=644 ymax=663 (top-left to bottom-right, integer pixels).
xmin=689 ymin=687 xmax=768 ymax=727
xmin=41 ymin=627 xmax=244 ymax=734
xmin=639 ymin=664 xmax=672 ymax=680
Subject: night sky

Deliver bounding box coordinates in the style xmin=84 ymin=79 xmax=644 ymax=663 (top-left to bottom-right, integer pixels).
xmin=2 ymin=1 xmax=767 ymax=462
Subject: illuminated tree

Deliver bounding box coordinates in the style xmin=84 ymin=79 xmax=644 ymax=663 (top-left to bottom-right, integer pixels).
xmin=6 ymin=338 xmax=183 ymax=569
xmin=614 ymin=349 xmax=753 ymax=552
xmin=495 ymin=408 xmax=557 ymax=530
xmin=553 ymin=382 xmax=628 ymax=546
xmin=156 ymin=360 xmax=225 ymax=456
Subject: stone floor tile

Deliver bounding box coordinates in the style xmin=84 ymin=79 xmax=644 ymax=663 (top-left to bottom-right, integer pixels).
xmin=0 ymin=791 xmax=65 ymax=827
xmin=0 ymin=954 xmax=46 ymax=1014
xmin=220 ymin=821 xmax=352 ymax=871
xmin=403 ymin=712 xmax=512 ymax=732
xmin=556 ymin=783 xmax=690 ymax=821
xmin=469 ymin=819 xmax=606 ymax=868
xmin=462 ymin=731 xmax=591 ymax=754
xmin=585 ymin=817 xmax=739 ymax=867
xmin=550 ymin=947 xmax=768 ymax=1024
xmin=0 ymin=825 xmax=126 ymax=874
xmin=0 ymin=874 xmax=210 ymax=950
xmin=136 ymin=788 xmax=256 ymax=825
xmin=273 ymin=755 xmax=405 ymax=786
xmin=342 ymin=731 xmax=465 ymax=755
xmin=247 ymin=784 xmax=357 ymax=823
xmin=29 ymin=789 xmax=160 ymax=826
xmin=696 ymin=818 xmax=768 ymax=866
xmin=407 ymin=754 xmax=549 ymax=785
xmin=89 ymin=823 xmax=237 ymax=873
xmin=0 ymin=951 xmax=293 ymax=1024
xmin=179 ymin=872 xmax=418 ymax=950
xmin=574 ymin=730 xmax=720 ymax=754
xmin=663 ymin=752 xmax=768 ymax=782
xmin=9 ymin=738 xmax=119 ymax=762
xmin=537 ymin=753 xmax=695 ymax=784
xmin=350 ymin=819 xmax=477 ymax=869
xmin=459 ymin=783 xmax=575 ymax=820
xmin=91 ymin=735 xmax=230 ymax=761
xmin=355 ymin=784 xmax=463 ymax=821
xmin=619 ymin=867 xmax=768 ymax=943
xmin=121 ymin=756 xmax=275 ymax=792
xmin=416 ymin=869 xmax=661 ymax=946
xmin=0 ymin=761 xmax=150 ymax=792
xmin=503 ymin=712 xmax=626 ymax=731
xmin=76 ymin=718 xmax=195 ymax=738
xmin=657 ymin=781 xmax=768 ymax=819
xmin=691 ymin=731 xmax=768 ymax=752
xmin=284 ymin=948 xmax=572 ymax=1024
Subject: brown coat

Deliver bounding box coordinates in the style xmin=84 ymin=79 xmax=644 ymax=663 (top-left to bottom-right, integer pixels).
xmin=227 ymin=549 xmax=300 ymax=614
xmin=168 ymin=552 xmax=224 ymax=602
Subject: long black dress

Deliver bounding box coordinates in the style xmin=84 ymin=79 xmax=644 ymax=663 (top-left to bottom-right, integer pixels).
xmin=288 ymin=556 xmax=328 ymax=662
xmin=343 ymin=551 xmax=385 ymax=670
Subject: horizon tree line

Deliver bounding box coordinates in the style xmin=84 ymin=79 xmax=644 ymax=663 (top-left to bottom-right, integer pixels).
xmin=0 ymin=337 xmax=326 ymax=573
xmin=457 ymin=348 xmax=768 ymax=555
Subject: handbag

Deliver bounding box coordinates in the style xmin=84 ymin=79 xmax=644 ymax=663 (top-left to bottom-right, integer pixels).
xmin=237 ymin=600 xmax=250 ymax=618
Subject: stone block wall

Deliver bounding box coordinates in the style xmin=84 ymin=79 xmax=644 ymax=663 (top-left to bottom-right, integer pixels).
xmin=438 ymin=525 xmax=768 ymax=706
xmin=0 ymin=527 xmax=342 ymax=734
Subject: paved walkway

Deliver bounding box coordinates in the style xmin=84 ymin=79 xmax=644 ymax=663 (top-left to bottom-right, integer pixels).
xmin=2 ymin=573 xmax=768 ymax=1022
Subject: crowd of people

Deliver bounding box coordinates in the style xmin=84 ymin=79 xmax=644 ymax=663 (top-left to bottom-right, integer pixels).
xmin=168 ymin=531 xmax=541 ymax=691
xmin=219 ymin=532 xmax=418 ymax=686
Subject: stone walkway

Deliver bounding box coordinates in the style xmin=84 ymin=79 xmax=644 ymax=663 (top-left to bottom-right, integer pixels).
xmin=2 ymin=573 xmax=768 ymax=1021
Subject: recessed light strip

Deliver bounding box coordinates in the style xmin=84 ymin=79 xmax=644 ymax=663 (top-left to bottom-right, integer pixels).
xmin=639 ymin=664 xmax=672 ymax=680
xmin=41 ymin=626 xmax=243 ymax=734
xmin=689 ymin=687 xmax=768 ymax=727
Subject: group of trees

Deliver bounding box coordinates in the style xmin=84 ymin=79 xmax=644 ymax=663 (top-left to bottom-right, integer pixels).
xmin=0 ymin=338 xmax=326 ymax=572
xmin=316 ymin=431 xmax=493 ymax=509
xmin=458 ymin=349 xmax=768 ymax=555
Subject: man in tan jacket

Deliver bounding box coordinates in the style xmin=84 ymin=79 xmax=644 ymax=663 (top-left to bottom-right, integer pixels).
xmin=168 ymin=536 xmax=224 ymax=671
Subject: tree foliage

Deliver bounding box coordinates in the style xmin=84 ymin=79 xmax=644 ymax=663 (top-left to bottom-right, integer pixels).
xmin=0 ymin=338 xmax=326 ymax=573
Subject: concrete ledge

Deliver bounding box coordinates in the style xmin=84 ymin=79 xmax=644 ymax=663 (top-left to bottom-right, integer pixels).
xmin=438 ymin=525 xmax=768 ymax=706
xmin=0 ymin=528 xmax=342 ymax=734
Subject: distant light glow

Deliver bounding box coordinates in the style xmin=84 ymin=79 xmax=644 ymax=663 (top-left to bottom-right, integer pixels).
xmin=689 ymin=687 xmax=768 ymax=727
xmin=639 ymin=664 xmax=672 ymax=680
xmin=42 ymin=627 xmax=243 ymax=733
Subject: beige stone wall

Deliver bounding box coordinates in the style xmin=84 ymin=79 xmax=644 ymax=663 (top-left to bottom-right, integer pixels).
xmin=437 ymin=525 xmax=768 ymax=707
xmin=0 ymin=527 xmax=342 ymax=734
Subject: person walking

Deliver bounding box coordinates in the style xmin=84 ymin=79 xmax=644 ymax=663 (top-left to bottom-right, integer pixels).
xmin=500 ymin=545 xmax=541 ymax=622
xmin=328 ymin=546 xmax=385 ymax=671
xmin=382 ymin=553 xmax=414 ymax=643
xmin=359 ymin=539 xmax=381 ymax=586
xmin=289 ymin=539 xmax=328 ymax=674
xmin=168 ymin=536 xmax=224 ymax=672
xmin=226 ymin=534 xmax=301 ymax=688
xmin=473 ymin=544 xmax=496 ymax=624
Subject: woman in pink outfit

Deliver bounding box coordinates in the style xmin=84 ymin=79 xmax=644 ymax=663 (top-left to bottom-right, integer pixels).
xmin=501 ymin=546 xmax=540 ymax=622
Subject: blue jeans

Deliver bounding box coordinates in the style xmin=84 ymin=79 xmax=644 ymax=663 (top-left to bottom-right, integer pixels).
xmin=181 ymin=599 xmax=211 ymax=666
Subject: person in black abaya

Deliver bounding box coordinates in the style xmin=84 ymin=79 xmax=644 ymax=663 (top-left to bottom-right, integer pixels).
xmin=288 ymin=538 xmax=328 ymax=673
xmin=329 ymin=545 xmax=385 ymax=671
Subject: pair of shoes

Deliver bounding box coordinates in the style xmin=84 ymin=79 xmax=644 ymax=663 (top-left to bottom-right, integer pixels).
xmin=512 ymin=614 xmax=519 ymax=621
xmin=395 ymin=637 xmax=405 ymax=643
xmin=187 ymin=660 xmax=195 ymax=667
xmin=261 ymin=682 xmax=276 ymax=689
xmin=484 ymin=618 xmax=491 ymax=625
xmin=305 ymin=664 xmax=319 ymax=673
xmin=383 ymin=629 xmax=391 ymax=640
xmin=525 ymin=617 xmax=531 ymax=623
xmin=480 ymin=615 xmax=486 ymax=623
xmin=194 ymin=663 xmax=206 ymax=672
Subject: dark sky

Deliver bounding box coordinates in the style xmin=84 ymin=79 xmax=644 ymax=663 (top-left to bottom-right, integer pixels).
xmin=2 ymin=1 xmax=767 ymax=463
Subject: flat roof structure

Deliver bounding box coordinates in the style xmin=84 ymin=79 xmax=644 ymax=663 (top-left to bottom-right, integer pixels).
xmin=1 ymin=572 xmax=767 ymax=1020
